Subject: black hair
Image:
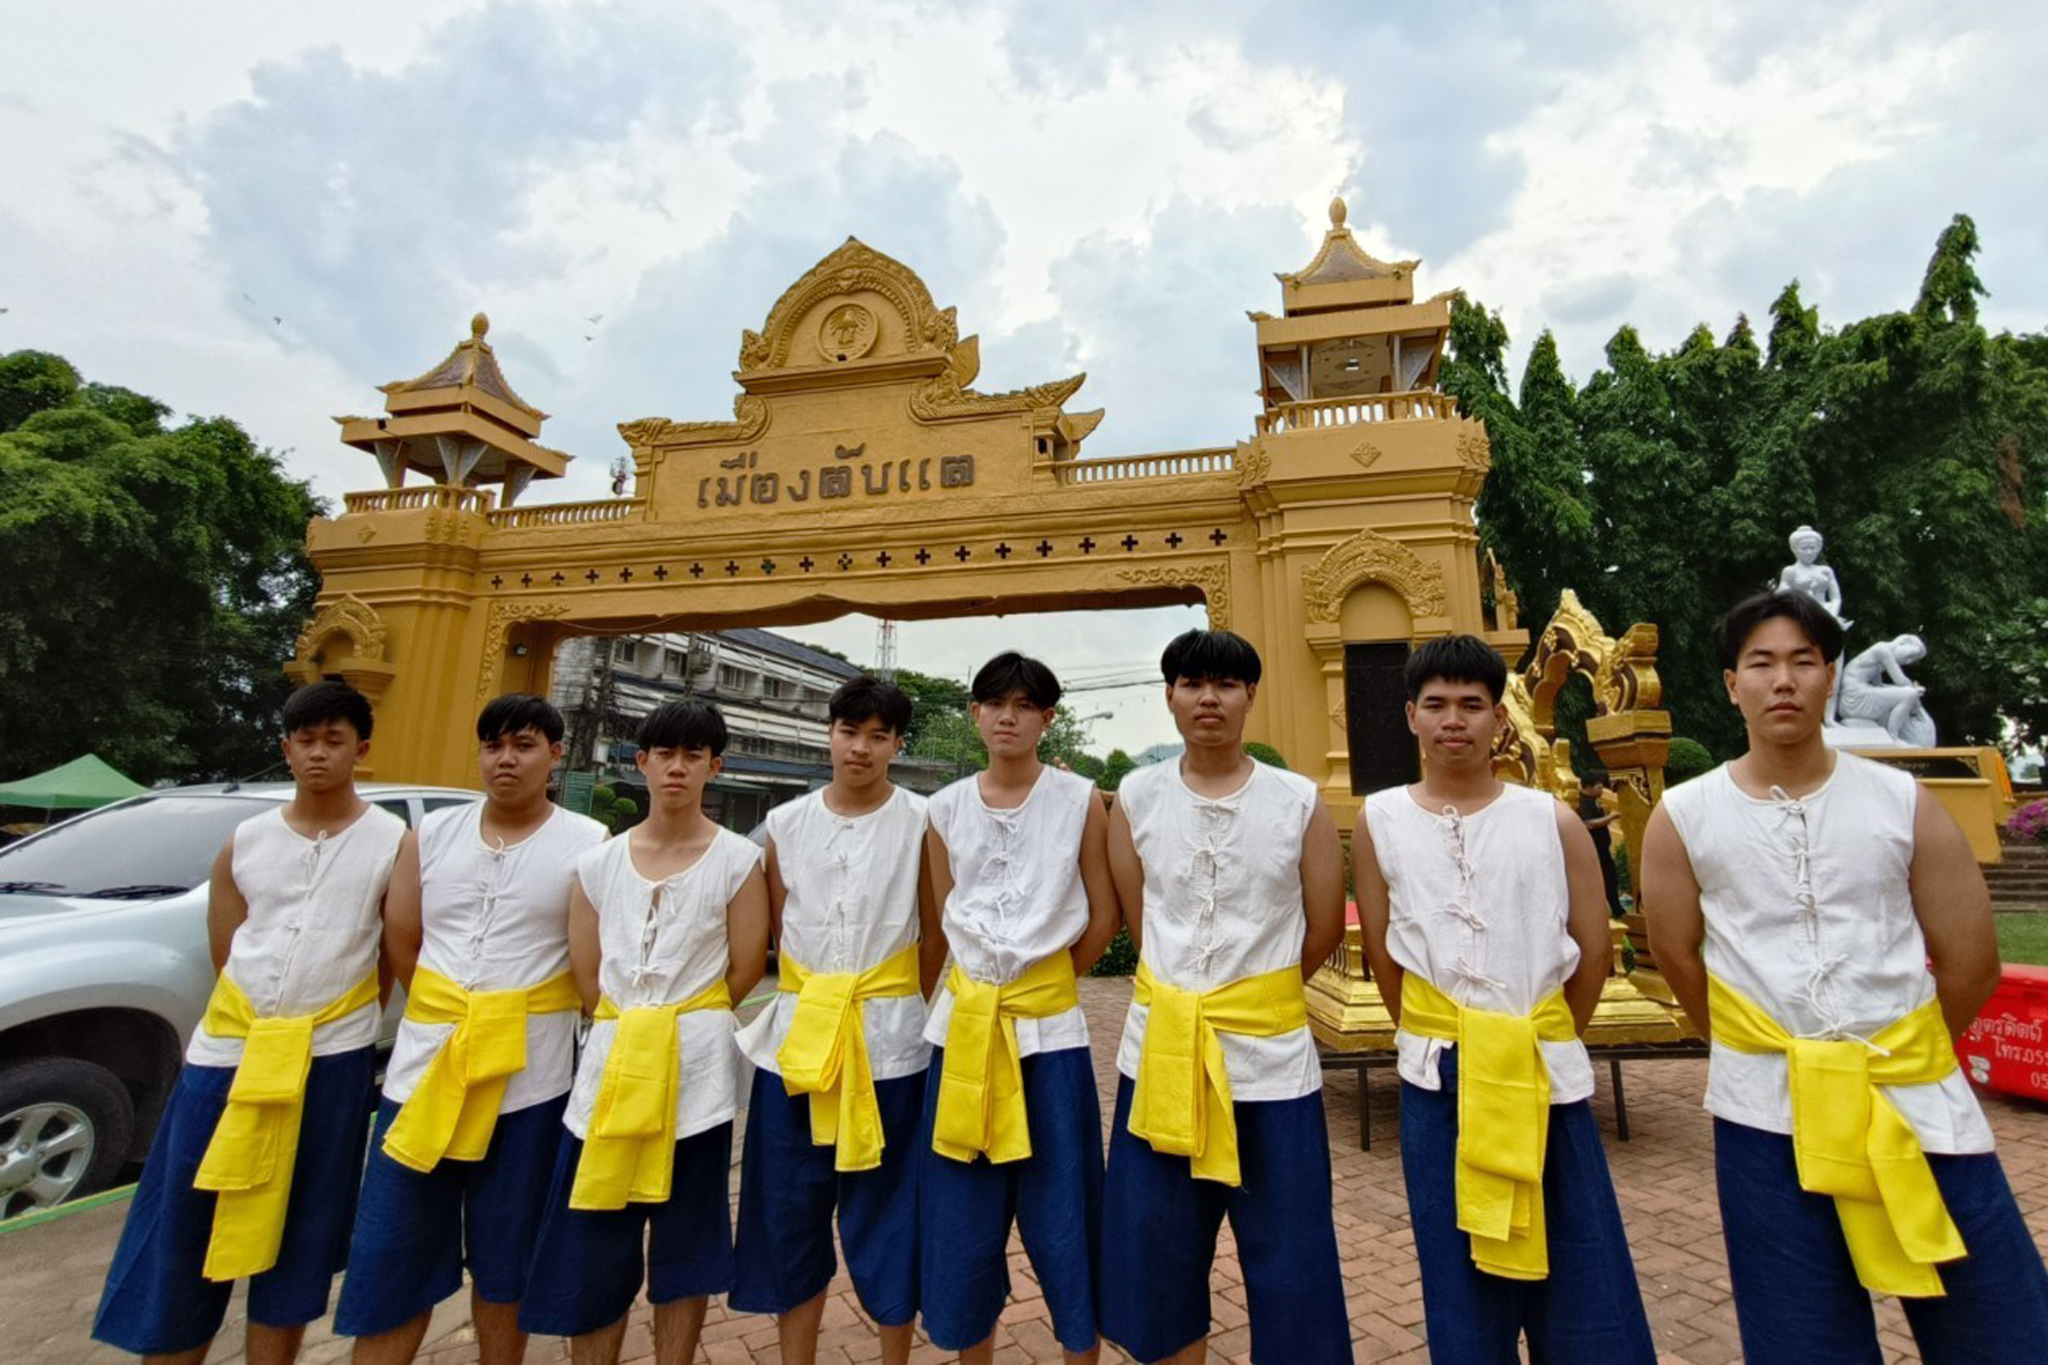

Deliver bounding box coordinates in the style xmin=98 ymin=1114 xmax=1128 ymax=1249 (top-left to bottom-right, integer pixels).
xmin=828 ymin=676 xmax=913 ymax=736
xmin=477 ymin=692 xmax=565 ymax=744
xmin=1718 ymin=590 xmax=1845 ymax=670
xmin=970 ymin=651 xmax=1062 ymax=709
xmin=636 ymin=699 xmax=728 ymax=756
xmin=1159 ymin=629 xmax=1263 ymax=685
xmin=1403 ymin=634 xmax=1509 ymax=703
xmin=282 ymin=679 xmax=374 ymax=740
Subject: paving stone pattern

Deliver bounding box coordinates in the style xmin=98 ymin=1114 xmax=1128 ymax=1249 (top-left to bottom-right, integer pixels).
xmin=11 ymin=976 xmax=2048 ymax=1363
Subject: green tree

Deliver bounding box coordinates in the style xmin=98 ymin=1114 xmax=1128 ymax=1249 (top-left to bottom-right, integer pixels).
xmin=1097 ymin=748 xmax=1138 ymax=791
xmin=1465 ymin=216 xmax=2048 ymax=757
xmin=892 ymin=667 xmax=971 ymax=747
xmin=0 ymin=351 xmax=323 ymax=784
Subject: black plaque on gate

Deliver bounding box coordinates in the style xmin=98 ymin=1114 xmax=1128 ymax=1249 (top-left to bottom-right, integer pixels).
xmin=1345 ymin=642 xmax=1419 ymax=795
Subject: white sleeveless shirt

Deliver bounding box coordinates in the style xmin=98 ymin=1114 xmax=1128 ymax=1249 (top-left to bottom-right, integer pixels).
xmin=1112 ymin=760 xmax=1323 ymax=1101
xmin=381 ymin=802 xmax=608 ymax=1111
xmin=922 ymin=766 xmax=1094 ymax=1056
xmin=1660 ymin=756 xmax=1993 ymax=1153
xmin=1363 ymin=783 xmax=1594 ymax=1103
xmin=563 ymin=826 xmax=761 ymax=1142
xmin=187 ymin=803 xmax=407 ymax=1067
xmin=735 ymin=786 xmax=932 ymax=1079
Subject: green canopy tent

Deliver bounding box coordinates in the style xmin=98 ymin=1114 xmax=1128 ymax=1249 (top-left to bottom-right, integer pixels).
xmin=0 ymin=753 xmax=149 ymax=812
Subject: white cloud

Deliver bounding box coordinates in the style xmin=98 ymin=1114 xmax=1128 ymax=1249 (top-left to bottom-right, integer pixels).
xmin=3 ymin=0 xmax=2042 ymax=755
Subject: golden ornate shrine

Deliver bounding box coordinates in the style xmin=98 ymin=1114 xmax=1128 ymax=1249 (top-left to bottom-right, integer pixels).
xmin=1306 ymin=586 xmax=1692 ymax=1050
xmin=294 ymin=200 xmax=1521 ymax=808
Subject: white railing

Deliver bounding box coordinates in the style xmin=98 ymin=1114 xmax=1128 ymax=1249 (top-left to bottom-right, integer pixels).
xmin=1054 ymin=448 xmax=1236 ymax=485
xmin=1256 ymin=389 xmax=1458 ymax=433
xmin=487 ymin=498 xmax=645 ymax=529
xmin=342 ymin=484 xmax=496 ymax=514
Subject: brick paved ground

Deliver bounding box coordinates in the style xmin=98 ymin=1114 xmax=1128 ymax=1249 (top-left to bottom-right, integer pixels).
xmin=13 ymin=975 xmax=2048 ymax=1363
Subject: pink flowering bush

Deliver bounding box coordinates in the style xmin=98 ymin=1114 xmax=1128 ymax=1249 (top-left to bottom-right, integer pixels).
xmin=2009 ymin=799 xmax=2048 ymax=845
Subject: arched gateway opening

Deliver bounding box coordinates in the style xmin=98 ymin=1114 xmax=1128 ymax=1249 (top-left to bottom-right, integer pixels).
xmin=291 ymin=200 xmax=1523 ymax=828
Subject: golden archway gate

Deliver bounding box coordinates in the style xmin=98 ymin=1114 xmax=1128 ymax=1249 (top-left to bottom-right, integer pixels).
xmin=292 ymin=207 xmax=1526 ymax=821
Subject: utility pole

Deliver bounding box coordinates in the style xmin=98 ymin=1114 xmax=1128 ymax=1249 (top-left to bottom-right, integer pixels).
xmin=874 ymin=619 xmax=898 ymax=680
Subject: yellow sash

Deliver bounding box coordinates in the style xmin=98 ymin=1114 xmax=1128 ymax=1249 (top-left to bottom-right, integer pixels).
xmin=1127 ymin=961 xmax=1307 ymax=1186
xmin=380 ymin=967 xmax=582 ymax=1172
xmin=568 ymin=981 xmax=732 ymax=1210
xmin=1709 ymin=974 xmax=1967 ymax=1297
xmin=1400 ymin=974 xmax=1578 ymax=1281
xmin=775 ymin=946 xmax=922 ymax=1172
xmin=190 ymin=971 xmax=380 ymax=1282
xmin=932 ymin=953 xmax=1079 ymax=1164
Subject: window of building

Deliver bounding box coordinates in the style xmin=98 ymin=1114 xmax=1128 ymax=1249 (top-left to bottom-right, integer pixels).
xmin=664 ymin=649 xmax=686 ymax=675
xmin=719 ymin=664 xmax=748 ymax=690
xmin=762 ymin=676 xmax=784 ymax=698
xmin=613 ymin=639 xmax=638 ymax=666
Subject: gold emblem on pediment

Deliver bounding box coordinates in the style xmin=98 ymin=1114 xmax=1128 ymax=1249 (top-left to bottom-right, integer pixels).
xmin=819 ymin=303 xmax=879 ymax=362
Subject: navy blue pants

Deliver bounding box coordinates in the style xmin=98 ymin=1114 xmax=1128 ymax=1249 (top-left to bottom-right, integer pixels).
xmin=1099 ymin=1075 xmax=1352 ymax=1364
xmin=1400 ymin=1050 xmax=1655 ymax=1364
xmin=334 ymin=1092 xmax=568 ymax=1336
xmin=731 ymin=1066 xmax=922 ymax=1325
xmin=916 ymin=1045 xmax=1103 ymax=1353
xmin=1717 ymin=1116 xmax=2048 ymax=1364
xmin=517 ymin=1122 xmax=736 ymax=1339
xmin=93 ymin=1048 xmax=377 ymax=1355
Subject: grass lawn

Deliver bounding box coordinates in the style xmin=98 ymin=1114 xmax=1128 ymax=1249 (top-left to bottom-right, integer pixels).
xmin=1996 ymin=913 xmax=2048 ymax=967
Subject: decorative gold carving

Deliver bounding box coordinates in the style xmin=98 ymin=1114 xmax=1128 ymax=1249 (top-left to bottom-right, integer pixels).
xmin=1235 ymin=444 xmax=1270 ymax=488
xmin=1349 ymin=439 xmax=1384 ymax=471
xmin=617 ymin=395 xmax=773 ymax=451
xmin=1301 ymin=530 xmax=1447 ymax=622
xmin=295 ymin=594 xmax=388 ymax=665
xmin=476 ymin=600 xmax=571 ymax=701
xmin=1457 ymin=428 xmax=1492 ymax=470
xmin=818 ymin=303 xmax=878 ymax=361
xmin=740 ymin=238 xmax=957 ymax=372
xmin=1482 ymin=548 xmax=1520 ymax=630
xmin=1527 ymin=589 xmax=1663 ymax=717
xmin=910 ymin=371 xmax=1086 ymax=424
xmin=1115 ymin=562 xmax=1230 ymax=631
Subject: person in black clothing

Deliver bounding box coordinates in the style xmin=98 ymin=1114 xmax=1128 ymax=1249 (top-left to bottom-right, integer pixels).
xmin=1578 ymin=770 xmax=1624 ymax=914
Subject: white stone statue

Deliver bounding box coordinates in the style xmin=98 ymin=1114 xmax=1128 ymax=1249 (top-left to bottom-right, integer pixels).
xmin=1836 ymin=635 xmax=1938 ymax=747
xmin=1776 ymin=525 xmax=1852 ymax=629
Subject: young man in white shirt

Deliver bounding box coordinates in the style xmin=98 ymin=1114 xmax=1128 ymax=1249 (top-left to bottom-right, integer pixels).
xmin=1098 ymin=629 xmax=1350 ymax=1364
xmin=732 ymin=676 xmax=936 ymax=1365
xmin=1355 ymin=635 xmax=1655 ymax=1364
xmin=335 ymin=693 xmax=606 ymax=1365
xmin=94 ymin=681 xmax=407 ymax=1365
xmin=517 ymin=699 xmax=770 ymax=1365
xmin=1643 ymin=591 xmax=2048 ymax=1362
xmin=918 ymin=652 xmax=1122 ymax=1364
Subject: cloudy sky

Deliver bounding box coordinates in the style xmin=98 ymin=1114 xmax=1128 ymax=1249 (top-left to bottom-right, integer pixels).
xmin=5 ymin=1 xmax=2043 ymax=757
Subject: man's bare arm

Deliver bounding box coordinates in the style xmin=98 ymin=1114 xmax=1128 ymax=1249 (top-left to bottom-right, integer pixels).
xmin=1351 ymin=811 xmax=1403 ymax=1027
xmin=567 ymin=880 xmax=602 ymax=1016
xmin=1909 ymin=793 xmax=2001 ymax=1040
xmin=1641 ymin=805 xmax=1711 ymax=1040
xmin=206 ymin=834 xmax=249 ymax=975
xmin=1070 ymin=795 xmax=1122 ymax=975
xmin=1299 ymin=802 xmax=1345 ymax=979
xmin=921 ymin=825 xmax=955 ymax=1000
xmin=380 ymin=831 xmax=424 ymax=991
xmin=724 ymin=865 xmax=772 ymax=1006
xmin=762 ymin=836 xmax=787 ymax=951
xmin=1555 ymin=803 xmax=1612 ymax=1035
xmin=1105 ymin=797 xmax=1144 ymax=960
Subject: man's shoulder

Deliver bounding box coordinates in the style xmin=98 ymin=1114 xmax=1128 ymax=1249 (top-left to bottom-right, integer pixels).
xmin=551 ymin=806 xmax=610 ymax=848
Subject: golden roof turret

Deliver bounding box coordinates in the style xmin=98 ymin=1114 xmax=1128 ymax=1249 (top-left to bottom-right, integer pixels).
xmin=335 ymin=312 xmax=569 ymax=505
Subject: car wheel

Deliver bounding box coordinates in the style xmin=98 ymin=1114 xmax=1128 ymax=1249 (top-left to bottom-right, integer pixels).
xmin=0 ymin=1058 xmax=134 ymax=1219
